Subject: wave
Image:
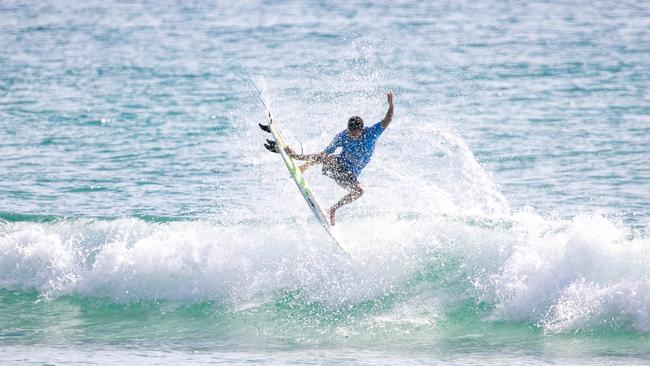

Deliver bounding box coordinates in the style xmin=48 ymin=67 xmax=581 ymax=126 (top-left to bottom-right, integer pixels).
xmin=1 ymin=210 xmax=648 ymax=334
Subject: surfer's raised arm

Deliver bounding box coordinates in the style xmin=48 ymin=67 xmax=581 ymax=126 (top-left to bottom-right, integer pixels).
xmin=381 ymin=91 xmax=394 ymax=129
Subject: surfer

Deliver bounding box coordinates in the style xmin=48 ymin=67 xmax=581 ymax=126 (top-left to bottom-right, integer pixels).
xmin=284 ymin=91 xmax=394 ymax=226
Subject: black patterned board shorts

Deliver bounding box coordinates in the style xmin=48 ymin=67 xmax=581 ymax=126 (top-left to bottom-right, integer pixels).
xmin=322 ymin=155 xmax=359 ymax=190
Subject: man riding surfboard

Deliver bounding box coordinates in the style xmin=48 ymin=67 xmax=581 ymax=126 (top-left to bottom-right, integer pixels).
xmin=283 ymin=91 xmax=394 ymax=226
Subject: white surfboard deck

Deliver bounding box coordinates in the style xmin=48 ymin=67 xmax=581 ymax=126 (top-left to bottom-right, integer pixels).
xmin=261 ymin=112 xmax=351 ymax=257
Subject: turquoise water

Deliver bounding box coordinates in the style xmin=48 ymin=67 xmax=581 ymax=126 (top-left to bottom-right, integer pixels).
xmin=1 ymin=1 xmax=649 ymax=364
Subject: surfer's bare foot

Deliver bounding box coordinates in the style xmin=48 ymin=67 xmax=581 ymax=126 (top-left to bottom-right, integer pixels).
xmin=284 ymin=146 xmax=295 ymax=158
xmin=328 ymin=207 xmax=336 ymax=226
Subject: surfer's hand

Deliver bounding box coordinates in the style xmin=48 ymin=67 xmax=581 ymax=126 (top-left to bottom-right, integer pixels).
xmin=381 ymin=91 xmax=394 ymax=129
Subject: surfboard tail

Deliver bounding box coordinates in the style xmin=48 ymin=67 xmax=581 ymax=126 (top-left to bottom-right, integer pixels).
xmin=264 ymin=140 xmax=279 ymax=153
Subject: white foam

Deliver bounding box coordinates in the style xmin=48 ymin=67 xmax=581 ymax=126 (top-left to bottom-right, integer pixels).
xmin=483 ymin=212 xmax=650 ymax=333
xmin=1 ymin=208 xmax=648 ymax=333
xmin=0 ymin=218 xmax=414 ymax=305
xmin=0 ymin=223 xmax=77 ymax=294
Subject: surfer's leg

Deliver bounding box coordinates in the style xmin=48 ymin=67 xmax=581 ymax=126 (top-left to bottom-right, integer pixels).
xmin=284 ymin=147 xmax=329 ymax=164
xmin=320 ymin=155 xmax=342 ymax=176
xmin=329 ymin=183 xmax=363 ymax=226
xmin=300 ymin=154 xmax=338 ymax=173
xmin=322 ymin=157 xmax=363 ymax=225
xmin=299 ymin=160 xmax=320 ymax=173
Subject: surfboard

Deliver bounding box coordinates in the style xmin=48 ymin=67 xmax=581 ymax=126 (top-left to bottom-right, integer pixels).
xmin=259 ymin=112 xmax=350 ymax=256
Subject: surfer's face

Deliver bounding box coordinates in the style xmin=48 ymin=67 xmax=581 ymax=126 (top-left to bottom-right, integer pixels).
xmin=347 ymin=116 xmax=364 ymax=139
xmin=347 ymin=127 xmax=363 ymax=139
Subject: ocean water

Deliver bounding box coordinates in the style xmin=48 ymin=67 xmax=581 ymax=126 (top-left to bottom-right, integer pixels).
xmin=1 ymin=1 xmax=649 ymax=364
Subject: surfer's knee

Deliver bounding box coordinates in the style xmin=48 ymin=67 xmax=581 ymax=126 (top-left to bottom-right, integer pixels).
xmin=323 ymin=154 xmax=336 ymax=164
xmin=352 ymin=185 xmax=364 ymax=197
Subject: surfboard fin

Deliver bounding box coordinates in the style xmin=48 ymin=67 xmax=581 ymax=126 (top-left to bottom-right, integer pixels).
xmin=259 ymin=123 xmax=271 ymax=133
xmin=264 ymin=140 xmax=279 ymax=153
